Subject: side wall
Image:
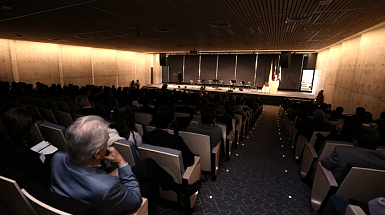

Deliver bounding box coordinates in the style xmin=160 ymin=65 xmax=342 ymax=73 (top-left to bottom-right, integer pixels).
xmin=0 ymin=39 xmax=161 ymax=87
xmin=314 ymin=27 xmax=385 ymax=117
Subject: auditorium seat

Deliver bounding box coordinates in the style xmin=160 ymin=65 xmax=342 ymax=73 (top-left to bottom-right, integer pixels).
xmin=30 ymin=123 xmax=44 ymax=146
xmin=39 ymin=122 xmax=67 ymax=152
xmin=295 ymin=135 xmax=308 ymax=160
xmin=135 ymin=124 xmax=144 ymax=137
xmin=54 ymin=111 xmax=74 ymax=128
xmin=26 ymin=105 xmax=43 ymax=120
xmin=72 ymin=113 xmax=84 ymax=121
xmin=69 ymin=103 xmax=80 ymax=114
xmin=217 ymin=123 xmax=232 ymax=161
xmin=311 ymin=162 xmax=385 ymax=212
xmin=146 ymin=125 xmax=174 ymax=135
xmin=300 ymin=142 xmax=318 ymax=178
xmin=318 ymin=141 xmax=354 ymax=161
xmin=179 ymin=131 xmax=220 ymax=181
xmin=345 ymin=205 xmax=366 ymax=215
xmin=134 ymin=112 xmax=152 ymax=126
xmin=39 ymin=108 xmax=58 ymax=124
xmin=56 ymin=101 xmax=71 ymax=113
xmin=46 ymin=100 xmax=59 ymax=111
xmin=138 ymin=143 xmax=201 ymax=208
xmin=113 ymin=140 xmax=140 ymax=167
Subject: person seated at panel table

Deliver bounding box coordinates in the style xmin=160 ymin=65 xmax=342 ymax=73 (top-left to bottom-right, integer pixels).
xmin=142 ymin=105 xmax=195 ymax=169
xmin=50 ymin=116 xmax=201 ymax=215
xmin=321 ymin=126 xmax=385 ymax=181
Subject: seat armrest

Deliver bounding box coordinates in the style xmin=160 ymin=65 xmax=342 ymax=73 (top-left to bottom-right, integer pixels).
xmin=345 ymin=205 xmax=366 ymax=215
xmin=183 ymin=156 xmax=201 ymax=183
xmin=124 ymin=198 xmax=148 ymax=215
xmin=311 ymin=162 xmax=338 ymax=211
xmin=301 ymin=142 xmax=319 ymax=178
xmin=212 ymin=140 xmax=221 ymax=154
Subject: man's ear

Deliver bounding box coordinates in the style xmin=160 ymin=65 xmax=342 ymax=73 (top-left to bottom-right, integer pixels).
xmin=94 ymin=148 xmax=102 ymax=160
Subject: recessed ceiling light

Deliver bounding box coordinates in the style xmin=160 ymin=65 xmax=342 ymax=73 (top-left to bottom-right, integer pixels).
xmin=110 ymin=32 xmax=129 ymax=37
xmin=285 ymin=17 xmax=311 ymax=24
xmin=154 ymin=28 xmax=172 ymax=32
xmin=74 ymin=35 xmax=93 ymax=39
xmin=209 ymin=22 xmax=231 ymax=28
xmin=48 ymin=38 xmax=65 ymax=41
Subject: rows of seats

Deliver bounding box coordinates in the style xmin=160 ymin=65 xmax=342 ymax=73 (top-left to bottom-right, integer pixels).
xmin=279 ymin=106 xmax=385 ymax=215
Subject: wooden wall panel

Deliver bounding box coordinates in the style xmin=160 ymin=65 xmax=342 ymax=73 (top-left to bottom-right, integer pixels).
xmin=0 ymin=39 xmax=13 ymax=82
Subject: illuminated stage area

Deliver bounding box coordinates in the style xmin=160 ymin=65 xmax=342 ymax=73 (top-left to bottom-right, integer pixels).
xmin=146 ymin=84 xmax=316 ymax=105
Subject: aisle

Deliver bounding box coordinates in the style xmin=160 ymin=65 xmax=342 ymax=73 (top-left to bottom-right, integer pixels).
xmin=158 ymin=105 xmax=311 ymax=215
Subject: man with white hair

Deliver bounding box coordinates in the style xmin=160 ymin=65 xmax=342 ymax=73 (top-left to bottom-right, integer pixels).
xmin=50 ymin=116 xmax=201 ymax=215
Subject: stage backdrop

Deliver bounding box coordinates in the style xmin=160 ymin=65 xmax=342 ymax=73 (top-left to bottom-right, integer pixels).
xmin=167 ymin=54 xmax=305 ymax=90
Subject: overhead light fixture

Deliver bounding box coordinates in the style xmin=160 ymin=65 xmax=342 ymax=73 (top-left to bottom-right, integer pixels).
xmin=48 ymin=38 xmax=65 ymax=41
xmin=154 ymin=27 xmax=172 ymax=32
xmin=209 ymin=21 xmax=231 ymax=28
xmin=109 ymin=32 xmax=129 ymax=37
xmin=285 ymin=17 xmax=311 ymax=24
xmin=74 ymin=35 xmax=93 ymax=39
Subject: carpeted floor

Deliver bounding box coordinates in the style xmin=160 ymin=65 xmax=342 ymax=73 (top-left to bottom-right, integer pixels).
xmin=158 ymin=105 xmax=312 ymax=215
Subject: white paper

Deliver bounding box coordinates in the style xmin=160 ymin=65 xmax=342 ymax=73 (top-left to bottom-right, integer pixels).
xmin=39 ymin=153 xmax=46 ymax=163
xmin=39 ymin=145 xmax=58 ymax=155
xmin=30 ymin=141 xmax=50 ymax=153
xmin=30 ymin=141 xmax=58 ymax=155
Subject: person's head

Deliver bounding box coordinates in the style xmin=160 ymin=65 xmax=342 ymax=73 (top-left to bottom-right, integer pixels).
xmin=95 ymin=99 xmax=115 ymax=121
xmin=356 ymin=107 xmax=365 ymax=115
xmin=381 ymin=111 xmax=385 ymax=120
xmin=111 ymin=103 xmax=137 ymax=138
xmin=336 ymin=106 xmax=344 ymax=113
xmin=66 ymin=115 xmax=109 ymax=164
xmin=75 ymin=95 xmax=91 ymax=108
xmin=351 ymin=126 xmax=380 ymax=150
xmin=215 ymin=105 xmax=225 ymax=116
xmin=0 ymin=108 xmax=35 ymax=143
xmin=153 ymin=105 xmax=174 ymax=129
xmin=358 ymin=111 xmax=373 ymax=124
xmin=201 ymin=107 xmax=216 ymax=125
xmin=312 ymin=109 xmax=325 ymax=121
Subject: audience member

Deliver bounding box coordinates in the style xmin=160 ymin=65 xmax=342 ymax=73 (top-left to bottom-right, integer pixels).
xmin=321 ymin=126 xmax=385 ymax=181
xmin=50 ymin=116 xmax=201 ymax=215
xmin=142 ymin=105 xmax=194 ymax=168
xmin=0 ymin=108 xmax=51 ymax=187
xmin=189 ymin=107 xmax=223 ymax=150
xmin=75 ymin=95 xmax=95 ymax=115
xmin=215 ymin=105 xmax=233 ymax=135
xmin=322 ymin=195 xmax=385 ymax=215
xmin=296 ymin=109 xmax=335 ymax=141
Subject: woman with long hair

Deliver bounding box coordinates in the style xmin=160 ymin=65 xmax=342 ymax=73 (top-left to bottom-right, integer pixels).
xmin=111 ymin=103 xmax=142 ymax=147
xmin=0 ymin=107 xmax=51 ymax=187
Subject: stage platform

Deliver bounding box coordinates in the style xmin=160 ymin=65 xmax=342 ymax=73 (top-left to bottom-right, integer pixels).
xmin=146 ymin=84 xmax=316 ymax=105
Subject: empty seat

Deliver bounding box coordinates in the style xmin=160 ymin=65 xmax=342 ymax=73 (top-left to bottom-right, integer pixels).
xmin=54 ymin=111 xmax=74 ymax=128
xmin=138 ymin=143 xmax=201 ymax=208
xmin=39 ymin=122 xmax=67 ymax=152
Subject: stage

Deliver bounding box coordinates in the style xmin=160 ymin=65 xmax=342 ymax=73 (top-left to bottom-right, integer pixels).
xmin=146 ymin=84 xmax=316 ymax=105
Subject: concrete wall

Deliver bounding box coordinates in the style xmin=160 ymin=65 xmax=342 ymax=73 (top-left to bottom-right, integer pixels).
xmin=0 ymin=39 xmax=161 ymax=87
xmin=314 ymin=26 xmax=385 ymax=117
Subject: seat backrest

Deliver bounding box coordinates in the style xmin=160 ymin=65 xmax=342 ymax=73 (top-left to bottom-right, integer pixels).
xmin=0 ymin=175 xmax=37 ymax=215
xmin=27 ymin=97 xmax=38 ymax=107
xmin=21 ymin=189 xmax=71 ymax=215
xmin=179 ymin=131 xmax=211 ymax=171
xmin=26 ymin=105 xmax=42 ymax=119
xmin=46 ymin=100 xmax=59 ymax=111
xmin=72 ymin=114 xmax=84 ymax=121
xmin=138 ymin=144 xmax=183 ymax=183
xmin=234 ymin=114 xmax=242 ymax=125
xmin=301 ymin=142 xmax=318 ymax=178
xmin=30 ymin=123 xmax=44 ymax=146
xmin=69 ymin=103 xmax=80 ymax=114
xmin=217 ymin=123 xmax=227 ymax=144
xmin=318 ymin=141 xmax=353 ymax=161
xmin=336 ymin=167 xmax=385 ymax=203
xmin=135 ymin=124 xmax=144 ymax=136
xmin=146 ymin=125 xmax=156 ymax=133
xmin=192 ymin=114 xmax=201 ymax=123
xmin=39 ymin=108 xmax=58 ymax=124
xmin=309 ymin=131 xmax=331 ymax=146
xmin=56 ymin=101 xmax=71 ymax=113
xmin=295 ymin=135 xmax=308 ymax=160
xmin=39 ymin=122 xmax=67 ymax=152
xmin=113 ymin=140 xmax=139 ymax=167
xmin=134 ymin=113 xmax=152 ymax=126
xmin=36 ymin=99 xmax=48 ymax=108
xmin=54 ymin=111 xmax=74 ymax=128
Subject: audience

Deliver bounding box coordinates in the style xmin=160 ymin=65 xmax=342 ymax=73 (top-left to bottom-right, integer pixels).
xmin=296 ymin=109 xmax=335 ymax=141
xmin=50 ymin=116 xmax=201 ymax=215
xmin=215 ymin=105 xmax=233 ymax=135
xmin=75 ymin=95 xmax=95 ymax=115
xmin=142 ymin=105 xmax=195 ymax=168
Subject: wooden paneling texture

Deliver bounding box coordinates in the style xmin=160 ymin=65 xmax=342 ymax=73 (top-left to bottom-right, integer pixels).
xmin=0 ymin=39 xmax=159 ymax=88
xmin=315 ymin=26 xmax=385 ymax=117
xmin=0 ymin=39 xmax=13 ymax=82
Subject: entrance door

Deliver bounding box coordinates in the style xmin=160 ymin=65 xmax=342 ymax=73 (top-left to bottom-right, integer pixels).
xmin=300 ymin=69 xmax=314 ymax=92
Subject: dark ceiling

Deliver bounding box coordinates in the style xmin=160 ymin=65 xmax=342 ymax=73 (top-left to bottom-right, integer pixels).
xmin=1 ymin=0 xmax=385 ymax=54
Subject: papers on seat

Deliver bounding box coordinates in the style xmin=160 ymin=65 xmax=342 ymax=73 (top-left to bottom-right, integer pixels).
xmin=31 ymin=141 xmax=58 ymax=163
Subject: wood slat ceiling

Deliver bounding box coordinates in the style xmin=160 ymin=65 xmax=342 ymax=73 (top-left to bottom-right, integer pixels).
xmin=1 ymin=0 xmax=385 ymax=53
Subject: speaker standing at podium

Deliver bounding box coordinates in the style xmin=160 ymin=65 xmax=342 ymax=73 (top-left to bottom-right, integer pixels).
xmin=177 ymin=71 xmax=183 ymax=85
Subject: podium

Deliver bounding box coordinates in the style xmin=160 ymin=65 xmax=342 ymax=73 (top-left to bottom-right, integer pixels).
xmin=270 ymin=81 xmax=279 ymax=94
